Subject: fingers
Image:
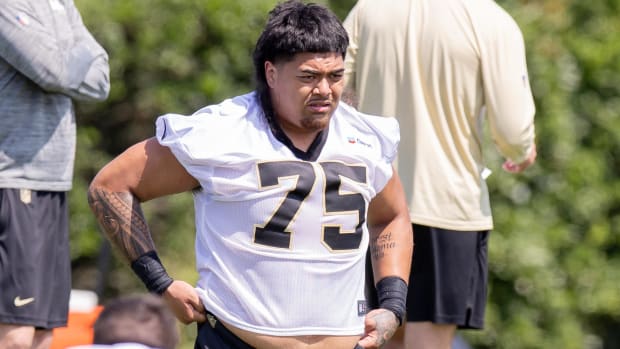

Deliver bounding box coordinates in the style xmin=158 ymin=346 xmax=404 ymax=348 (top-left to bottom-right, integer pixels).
xmin=181 ymin=293 xmax=206 ymax=324
xmin=373 ymin=311 xmax=398 ymax=344
xmin=191 ymin=298 xmax=207 ymax=323
xmin=357 ymin=309 xmax=399 ymax=349
xmin=502 ymin=158 xmax=532 ymax=173
xmin=187 ymin=288 xmax=206 ymax=323
xmin=163 ymin=280 xmax=207 ymax=324
xmin=502 ymin=160 xmax=522 ymax=173
xmin=503 ymin=144 xmax=537 ymax=173
xmin=192 ymin=307 xmax=207 ymax=323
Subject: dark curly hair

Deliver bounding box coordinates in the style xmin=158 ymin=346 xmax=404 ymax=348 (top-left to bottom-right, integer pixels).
xmin=252 ymin=0 xmax=349 ymax=120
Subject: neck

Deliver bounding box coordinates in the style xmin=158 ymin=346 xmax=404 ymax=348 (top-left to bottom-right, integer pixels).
xmin=280 ymin=127 xmax=321 ymax=152
xmin=268 ymin=114 xmax=325 ymax=153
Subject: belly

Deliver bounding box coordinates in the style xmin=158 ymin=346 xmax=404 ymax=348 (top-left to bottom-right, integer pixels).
xmin=222 ymin=320 xmax=361 ymax=349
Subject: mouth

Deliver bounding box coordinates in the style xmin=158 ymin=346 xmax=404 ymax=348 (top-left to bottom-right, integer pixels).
xmin=307 ymin=100 xmax=332 ymax=113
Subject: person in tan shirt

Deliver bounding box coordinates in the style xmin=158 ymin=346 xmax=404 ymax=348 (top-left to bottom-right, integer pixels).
xmin=344 ymin=0 xmax=537 ymax=348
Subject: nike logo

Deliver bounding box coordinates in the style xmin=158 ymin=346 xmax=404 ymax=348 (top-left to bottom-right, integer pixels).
xmin=14 ymin=296 xmax=35 ymax=307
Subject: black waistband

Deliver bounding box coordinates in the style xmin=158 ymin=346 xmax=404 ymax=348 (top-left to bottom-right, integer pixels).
xmin=197 ymin=311 xmax=362 ymax=349
xmin=195 ymin=311 xmax=255 ymax=349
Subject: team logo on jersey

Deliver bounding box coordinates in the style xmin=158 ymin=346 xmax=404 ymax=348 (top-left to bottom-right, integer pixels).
xmin=357 ymin=300 xmax=368 ymax=316
xmin=347 ymin=137 xmax=372 ymax=148
xmin=15 ymin=12 xmax=30 ymax=26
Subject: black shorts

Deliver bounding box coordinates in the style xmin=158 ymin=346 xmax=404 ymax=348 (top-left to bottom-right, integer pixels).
xmin=365 ymin=224 xmax=489 ymax=329
xmin=0 ymin=188 xmax=71 ymax=329
xmin=195 ymin=311 xmax=254 ymax=349
xmin=407 ymin=224 xmax=489 ymax=329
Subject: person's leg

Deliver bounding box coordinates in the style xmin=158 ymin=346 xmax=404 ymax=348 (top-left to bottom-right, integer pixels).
xmin=0 ymin=326 xmax=53 ymax=349
xmin=405 ymin=322 xmax=456 ymax=349
xmin=382 ymin=322 xmax=457 ymax=349
xmin=0 ymin=189 xmax=70 ymax=349
xmin=32 ymin=329 xmax=53 ymax=349
xmin=0 ymin=324 xmax=35 ymax=349
xmin=402 ymin=225 xmax=488 ymax=349
xmin=382 ymin=324 xmax=405 ymax=349
xmin=0 ymin=189 xmax=36 ymax=349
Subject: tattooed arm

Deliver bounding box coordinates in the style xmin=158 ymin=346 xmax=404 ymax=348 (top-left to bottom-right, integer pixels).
xmin=357 ymin=168 xmax=413 ymax=348
xmin=87 ymin=189 xmax=156 ymax=261
xmin=87 ymin=137 xmax=198 ymax=259
xmin=367 ymin=169 xmax=412 ymax=281
xmin=87 ymin=137 xmax=206 ymax=324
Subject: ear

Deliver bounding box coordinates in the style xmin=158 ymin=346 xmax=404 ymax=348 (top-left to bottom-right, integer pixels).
xmin=265 ymin=61 xmax=277 ymax=88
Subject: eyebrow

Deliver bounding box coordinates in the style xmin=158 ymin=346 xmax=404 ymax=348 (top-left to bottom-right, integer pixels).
xmin=299 ymin=68 xmax=345 ymax=75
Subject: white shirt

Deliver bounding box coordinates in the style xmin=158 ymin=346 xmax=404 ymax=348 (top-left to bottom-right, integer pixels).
xmin=156 ymin=92 xmax=399 ymax=335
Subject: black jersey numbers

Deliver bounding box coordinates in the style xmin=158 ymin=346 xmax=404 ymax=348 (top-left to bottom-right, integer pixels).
xmin=254 ymin=161 xmax=315 ymax=248
xmin=254 ymin=161 xmax=367 ymax=251
xmin=320 ymin=162 xmax=366 ymax=251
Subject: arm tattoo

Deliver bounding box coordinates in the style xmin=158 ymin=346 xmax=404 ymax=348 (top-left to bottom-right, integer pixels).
xmin=87 ymin=187 xmax=156 ymax=261
xmin=370 ymin=231 xmax=396 ymax=260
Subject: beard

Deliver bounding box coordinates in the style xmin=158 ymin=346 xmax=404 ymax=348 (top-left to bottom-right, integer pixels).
xmin=300 ymin=109 xmax=333 ymax=132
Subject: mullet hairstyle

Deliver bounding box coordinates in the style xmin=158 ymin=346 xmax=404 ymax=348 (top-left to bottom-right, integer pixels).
xmin=252 ymin=0 xmax=349 ymax=120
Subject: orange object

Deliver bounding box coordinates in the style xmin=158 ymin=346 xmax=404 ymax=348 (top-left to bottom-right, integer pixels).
xmin=50 ymin=305 xmax=104 ymax=349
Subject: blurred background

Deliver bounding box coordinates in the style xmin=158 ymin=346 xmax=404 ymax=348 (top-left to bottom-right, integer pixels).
xmin=68 ymin=0 xmax=620 ymax=348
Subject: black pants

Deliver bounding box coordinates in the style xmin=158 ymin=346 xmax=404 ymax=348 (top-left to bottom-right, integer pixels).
xmin=195 ymin=312 xmax=255 ymax=349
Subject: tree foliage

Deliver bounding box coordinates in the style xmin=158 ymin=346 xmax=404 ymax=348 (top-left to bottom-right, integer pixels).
xmin=472 ymin=1 xmax=620 ymax=348
xmin=70 ymin=0 xmax=618 ymax=348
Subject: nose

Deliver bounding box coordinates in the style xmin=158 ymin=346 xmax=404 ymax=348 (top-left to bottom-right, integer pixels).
xmin=314 ymin=78 xmax=331 ymax=96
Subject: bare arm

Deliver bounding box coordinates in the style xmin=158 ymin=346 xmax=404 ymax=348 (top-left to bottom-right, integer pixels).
xmin=357 ymin=169 xmax=413 ymax=348
xmin=87 ymin=189 xmax=155 ymax=262
xmin=367 ymin=169 xmax=413 ymax=283
xmin=87 ymin=137 xmax=199 ymax=262
xmin=88 ymin=137 xmax=206 ymax=324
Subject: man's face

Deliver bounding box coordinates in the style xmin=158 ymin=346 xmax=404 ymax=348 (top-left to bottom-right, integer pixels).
xmin=265 ymin=52 xmax=345 ymax=136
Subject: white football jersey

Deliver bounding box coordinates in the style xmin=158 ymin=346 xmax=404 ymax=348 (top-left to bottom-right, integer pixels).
xmin=156 ymin=92 xmax=399 ymax=336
